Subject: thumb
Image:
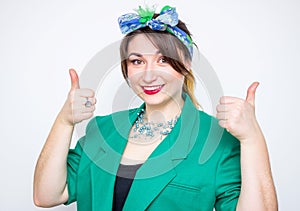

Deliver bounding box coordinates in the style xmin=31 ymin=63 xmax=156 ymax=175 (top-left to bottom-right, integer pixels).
xmin=69 ymin=68 xmax=80 ymax=90
xmin=246 ymin=81 xmax=259 ymax=106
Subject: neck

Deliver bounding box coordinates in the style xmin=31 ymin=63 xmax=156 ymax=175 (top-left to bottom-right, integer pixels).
xmin=144 ymin=96 xmax=184 ymax=123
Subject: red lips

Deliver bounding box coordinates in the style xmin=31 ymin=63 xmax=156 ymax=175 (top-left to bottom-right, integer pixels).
xmin=142 ymin=85 xmax=164 ymax=95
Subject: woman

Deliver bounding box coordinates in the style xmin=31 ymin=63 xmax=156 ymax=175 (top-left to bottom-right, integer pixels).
xmin=33 ymin=5 xmax=278 ymax=211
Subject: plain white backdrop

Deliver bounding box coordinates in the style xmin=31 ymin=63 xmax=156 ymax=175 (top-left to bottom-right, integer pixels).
xmin=0 ymin=0 xmax=299 ymax=210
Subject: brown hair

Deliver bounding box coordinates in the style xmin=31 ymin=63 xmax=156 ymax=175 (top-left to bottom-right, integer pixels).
xmin=119 ymin=14 xmax=200 ymax=108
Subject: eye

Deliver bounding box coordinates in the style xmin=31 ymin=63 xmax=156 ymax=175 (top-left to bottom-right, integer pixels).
xmin=158 ymin=56 xmax=168 ymax=64
xmin=129 ymin=59 xmax=144 ymax=65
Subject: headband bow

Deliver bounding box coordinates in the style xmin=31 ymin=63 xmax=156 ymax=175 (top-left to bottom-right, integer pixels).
xmin=118 ymin=5 xmax=193 ymax=57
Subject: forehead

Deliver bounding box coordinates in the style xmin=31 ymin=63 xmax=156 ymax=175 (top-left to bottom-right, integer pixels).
xmin=127 ymin=34 xmax=159 ymax=55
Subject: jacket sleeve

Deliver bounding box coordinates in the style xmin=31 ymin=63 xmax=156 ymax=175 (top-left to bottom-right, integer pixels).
xmin=214 ymin=133 xmax=241 ymax=211
xmin=64 ymin=137 xmax=84 ymax=205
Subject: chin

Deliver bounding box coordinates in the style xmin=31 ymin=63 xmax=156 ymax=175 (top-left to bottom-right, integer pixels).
xmin=140 ymin=95 xmax=163 ymax=105
xmin=139 ymin=92 xmax=177 ymax=107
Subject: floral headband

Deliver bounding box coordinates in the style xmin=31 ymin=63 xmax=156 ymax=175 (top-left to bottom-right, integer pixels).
xmin=118 ymin=5 xmax=193 ymax=57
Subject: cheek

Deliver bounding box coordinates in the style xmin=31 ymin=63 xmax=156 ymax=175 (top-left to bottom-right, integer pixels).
xmin=127 ymin=66 xmax=143 ymax=78
xmin=166 ymin=72 xmax=185 ymax=90
xmin=127 ymin=69 xmax=141 ymax=86
xmin=162 ymin=65 xmax=184 ymax=79
xmin=127 ymin=71 xmax=138 ymax=82
xmin=163 ymin=69 xmax=185 ymax=83
xmin=172 ymin=70 xmax=184 ymax=79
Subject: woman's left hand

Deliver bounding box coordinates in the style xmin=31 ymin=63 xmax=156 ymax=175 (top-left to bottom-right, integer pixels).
xmin=216 ymin=82 xmax=262 ymax=143
xmin=217 ymin=82 xmax=278 ymax=210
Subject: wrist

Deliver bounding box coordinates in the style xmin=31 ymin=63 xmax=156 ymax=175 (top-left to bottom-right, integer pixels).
xmin=239 ymin=121 xmax=264 ymax=145
xmin=56 ymin=111 xmax=75 ymax=128
xmin=239 ymin=131 xmax=265 ymax=148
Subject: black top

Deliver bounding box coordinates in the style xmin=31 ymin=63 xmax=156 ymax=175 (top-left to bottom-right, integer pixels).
xmin=112 ymin=163 xmax=143 ymax=211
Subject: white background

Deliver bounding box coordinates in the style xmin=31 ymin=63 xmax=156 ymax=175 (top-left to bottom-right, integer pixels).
xmin=0 ymin=0 xmax=299 ymax=210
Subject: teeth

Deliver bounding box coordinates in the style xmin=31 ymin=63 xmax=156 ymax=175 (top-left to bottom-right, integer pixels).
xmin=143 ymin=85 xmax=162 ymax=91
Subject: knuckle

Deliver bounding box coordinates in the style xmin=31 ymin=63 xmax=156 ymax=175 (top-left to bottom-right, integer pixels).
xmin=220 ymin=96 xmax=225 ymax=103
xmin=89 ymin=89 xmax=95 ymax=97
xmin=218 ymin=120 xmax=224 ymax=128
xmin=92 ymin=98 xmax=97 ymax=104
xmin=83 ymin=88 xmax=95 ymax=97
xmin=227 ymin=123 xmax=233 ymax=132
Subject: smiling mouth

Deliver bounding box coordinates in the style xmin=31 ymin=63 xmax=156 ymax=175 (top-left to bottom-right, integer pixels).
xmin=142 ymin=85 xmax=164 ymax=95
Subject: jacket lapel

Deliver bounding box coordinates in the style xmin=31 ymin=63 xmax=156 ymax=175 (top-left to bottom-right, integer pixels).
xmin=83 ymin=107 xmax=143 ymax=210
xmin=123 ymin=94 xmax=200 ymax=210
xmin=122 ymin=132 xmax=177 ymax=210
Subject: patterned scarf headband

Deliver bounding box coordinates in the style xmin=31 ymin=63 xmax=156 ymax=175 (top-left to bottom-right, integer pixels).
xmin=118 ymin=5 xmax=193 ymax=57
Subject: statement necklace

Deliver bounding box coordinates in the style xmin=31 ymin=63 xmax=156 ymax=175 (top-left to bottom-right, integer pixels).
xmin=130 ymin=108 xmax=179 ymax=142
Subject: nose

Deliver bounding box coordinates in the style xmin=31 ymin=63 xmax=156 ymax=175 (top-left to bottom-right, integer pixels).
xmin=142 ymin=63 xmax=157 ymax=83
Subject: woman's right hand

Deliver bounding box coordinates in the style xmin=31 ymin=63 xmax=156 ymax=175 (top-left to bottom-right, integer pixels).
xmin=34 ymin=68 xmax=95 ymax=207
xmin=58 ymin=68 xmax=96 ymax=126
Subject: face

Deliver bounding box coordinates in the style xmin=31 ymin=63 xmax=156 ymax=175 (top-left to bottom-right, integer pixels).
xmin=126 ymin=34 xmax=185 ymax=108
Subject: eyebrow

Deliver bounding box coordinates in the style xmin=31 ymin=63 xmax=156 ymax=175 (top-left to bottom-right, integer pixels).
xmin=127 ymin=50 xmax=161 ymax=58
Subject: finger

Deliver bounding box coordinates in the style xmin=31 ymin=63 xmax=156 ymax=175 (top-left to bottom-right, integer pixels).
xmin=74 ymin=88 xmax=95 ymax=98
xmin=218 ymin=119 xmax=227 ymax=129
xmin=246 ymin=81 xmax=259 ymax=106
xmin=217 ymin=103 xmax=243 ymax=113
xmin=72 ymin=102 xmax=95 ymax=110
xmin=82 ymin=97 xmax=97 ymax=106
xmin=72 ymin=103 xmax=95 ymax=115
xmin=216 ymin=112 xmax=228 ymax=121
xmin=88 ymin=98 xmax=97 ymax=105
xmin=216 ymin=104 xmax=229 ymax=112
xmin=73 ymin=97 xmax=96 ymax=106
xmin=219 ymin=96 xmax=244 ymax=104
xmin=69 ymin=68 xmax=80 ymax=90
xmin=82 ymin=105 xmax=96 ymax=113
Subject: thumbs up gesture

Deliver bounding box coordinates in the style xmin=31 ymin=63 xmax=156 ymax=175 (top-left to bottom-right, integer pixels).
xmin=59 ymin=69 xmax=96 ymax=126
xmin=216 ymin=82 xmax=262 ymax=142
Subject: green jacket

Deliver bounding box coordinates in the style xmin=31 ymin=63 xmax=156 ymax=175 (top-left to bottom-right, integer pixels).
xmin=65 ymin=95 xmax=241 ymax=211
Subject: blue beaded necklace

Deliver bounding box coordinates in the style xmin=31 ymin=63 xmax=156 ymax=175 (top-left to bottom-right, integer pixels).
xmin=130 ymin=108 xmax=179 ymax=140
